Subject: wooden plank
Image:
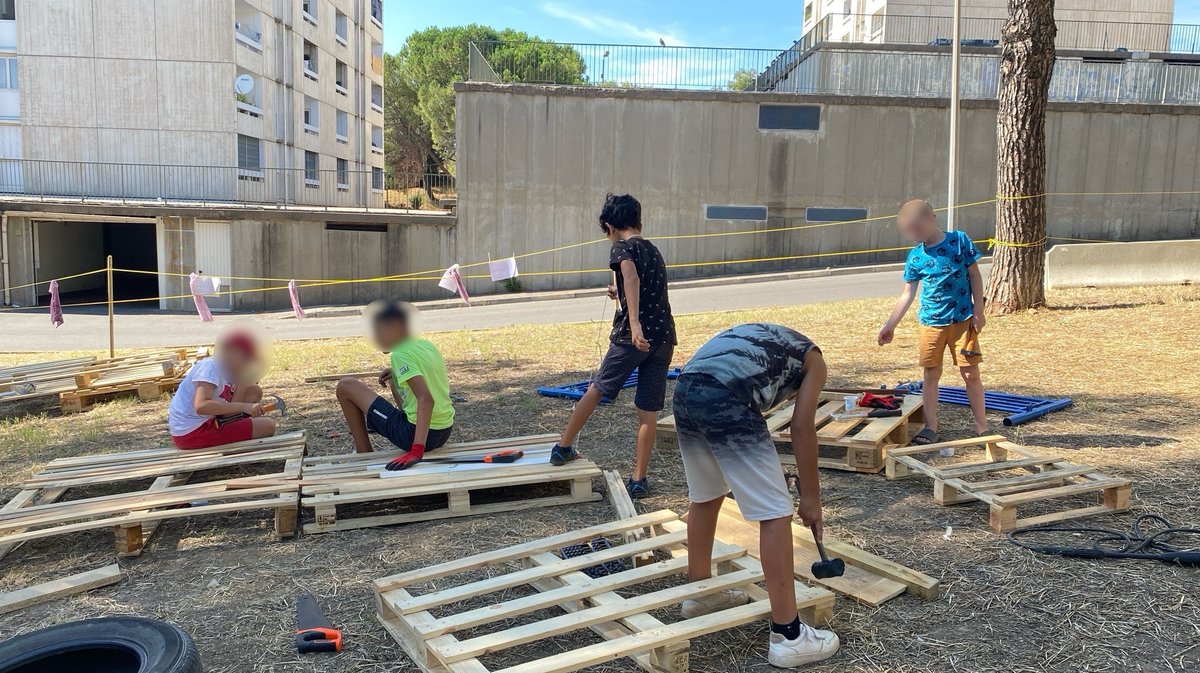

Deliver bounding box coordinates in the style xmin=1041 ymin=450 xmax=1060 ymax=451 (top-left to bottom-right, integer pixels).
xmin=934 ymin=455 xmax=1062 ymax=478
xmin=488 ymin=592 xmax=773 ymax=673
xmin=786 ymin=521 xmax=940 ymax=599
xmin=118 ymin=472 xmax=194 ymax=558
xmin=713 ymin=500 xmax=906 ymax=606
xmin=304 ymin=371 xmax=380 ymax=383
xmin=0 ymin=565 xmax=123 ymax=616
xmin=954 ymin=465 xmax=1095 ymax=493
xmin=45 ymin=431 xmax=307 ymax=470
xmin=304 ymin=491 xmax=601 ymax=534
xmin=0 ymin=487 xmax=67 ymax=561
xmin=26 ymin=449 xmax=302 ymax=489
xmin=394 ymin=530 xmax=691 ymax=615
xmin=886 ymin=435 xmax=1008 ymax=457
xmin=988 ymin=478 xmax=1131 ymax=507
xmin=374 ymin=510 xmax=680 ymax=592
xmin=303 ymin=459 xmax=597 ymax=501
xmin=430 ymin=568 xmax=764 ymax=663
xmin=603 ymin=470 xmax=655 ymax=567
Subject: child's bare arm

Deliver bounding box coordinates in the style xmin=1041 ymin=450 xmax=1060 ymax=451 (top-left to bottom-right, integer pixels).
xmin=878 ymin=282 xmax=918 ymax=346
xmin=790 ymin=350 xmax=827 ymax=539
xmin=406 ymin=374 xmax=435 ymax=447
xmin=619 ymin=259 xmax=649 ymax=351
xmin=967 ymin=264 xmax=986 ymax=332
xmin=192 ymin=382 xmax=259 ymax=417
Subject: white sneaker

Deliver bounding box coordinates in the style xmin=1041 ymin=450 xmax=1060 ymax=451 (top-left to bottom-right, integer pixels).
xmin=768 ymin=623 xmax=840 ymax=668
xmin=938 ymin=447 xmax=956 ymax=457
xmin=680 ymin=589 xmax=749 ymax=619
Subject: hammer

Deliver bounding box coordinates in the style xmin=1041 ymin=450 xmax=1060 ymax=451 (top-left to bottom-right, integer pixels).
xmin=809 ymin=525 xmax=846 ymax=579
xmin=216 ymin=393 xmax=287 ymax=426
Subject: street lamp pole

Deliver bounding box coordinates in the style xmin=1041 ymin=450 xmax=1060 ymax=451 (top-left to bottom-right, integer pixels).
xmin=947 ymin=0 xmax=963 ymax=232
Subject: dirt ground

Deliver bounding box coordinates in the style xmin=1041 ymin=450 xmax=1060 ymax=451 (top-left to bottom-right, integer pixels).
xmin=1 ymin=286 xmax=1198 ymax=673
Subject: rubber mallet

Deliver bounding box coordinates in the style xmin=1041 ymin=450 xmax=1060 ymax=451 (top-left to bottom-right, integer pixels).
xmin=809 ymin=525 xmax=846 ymax=579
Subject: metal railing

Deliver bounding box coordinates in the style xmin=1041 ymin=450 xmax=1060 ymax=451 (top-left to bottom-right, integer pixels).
xmin=471 ymin=16 xmax=1200 ymax=93
xmin=0 ymin=160 xmax=456 ymax=212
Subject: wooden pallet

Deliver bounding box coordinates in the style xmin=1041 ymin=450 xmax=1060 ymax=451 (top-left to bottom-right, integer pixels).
xmin=301 ymin=434 xmax=602 ymax=534
xmin=658 ymin=391 xmax=923 ymax=473
xmin=885 ymin=435 xmax=1132 ymax=532
xmin=375 ymin=510 xmax=835 ymax=673
xmin=711 ymin=499 xmax=938 ymax=605
xmin=0 ymin=432 xmax=306 ymax=559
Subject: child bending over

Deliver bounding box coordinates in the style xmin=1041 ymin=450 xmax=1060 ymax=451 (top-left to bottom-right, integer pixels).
xmin=169 ymin=329 xmax=276 ymax=449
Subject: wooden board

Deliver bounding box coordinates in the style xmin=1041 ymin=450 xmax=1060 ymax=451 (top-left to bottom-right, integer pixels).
xmin=603 ymin=470 xmax=655 ymax=567
xmin=0 ymin=565 xmax=123 ymax=615
xmin=304 ymin=371 xmax=380 ymax=383
xmin=712 ymin=500 xmax=908 ymax=606
xmin=376 ymin=510 xmax=835 ymax=673
xmin=0 ymin=432 xmax=305 ymax=557
xmin=1 ymin=347 xmax=208 ymax=409
xmin=884 ymin=437 xmax=1132 ymax=533
xmin=302 ymin=437 xmax=600 ymax=533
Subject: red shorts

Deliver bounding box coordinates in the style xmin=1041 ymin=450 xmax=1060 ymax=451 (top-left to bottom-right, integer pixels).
xmin=172 ymin=417 xmax=254 ymax=450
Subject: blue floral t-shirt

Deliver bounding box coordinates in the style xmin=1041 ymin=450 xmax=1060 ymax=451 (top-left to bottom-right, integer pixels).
xmin=903 ymin=230 xmax=982 ymax=326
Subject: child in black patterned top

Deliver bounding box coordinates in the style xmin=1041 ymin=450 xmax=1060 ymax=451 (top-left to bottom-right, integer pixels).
xmin=550 ymin=194 xmax=676 ymax=499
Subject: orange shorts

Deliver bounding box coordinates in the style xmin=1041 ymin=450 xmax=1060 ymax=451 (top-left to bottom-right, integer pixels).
xmin=918 ymin=319 xmax=982 ymax=368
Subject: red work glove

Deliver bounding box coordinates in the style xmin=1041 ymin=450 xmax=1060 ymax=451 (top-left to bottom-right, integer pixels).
xmin=857 ymin=392 xmax=901 ymax=410
xmin=386 ymin=444 xmax=425 ymax=471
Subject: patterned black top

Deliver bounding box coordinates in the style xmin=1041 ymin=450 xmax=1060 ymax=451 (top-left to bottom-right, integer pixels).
xmin=682 ymin=323 xmax=818 ymax=412
xmin=609 ymin=237 xmax=676 ymax=346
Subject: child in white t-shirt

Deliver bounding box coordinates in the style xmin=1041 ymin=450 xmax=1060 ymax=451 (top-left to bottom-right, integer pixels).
xmin=168 ymin=330 xmax=275 ymax=449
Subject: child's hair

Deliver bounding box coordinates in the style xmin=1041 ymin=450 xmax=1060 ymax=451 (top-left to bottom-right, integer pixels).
xmin=598 ymin=193 xmax=642 ymax=232
xmin=899 ymin=198 xmax=935 ymax=217
xmin=372 ymin=300 xmax=410 ymax=327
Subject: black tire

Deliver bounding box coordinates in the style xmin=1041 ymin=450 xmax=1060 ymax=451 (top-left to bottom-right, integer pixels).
xmin=0 ymin=617 xmax=202 ymax=673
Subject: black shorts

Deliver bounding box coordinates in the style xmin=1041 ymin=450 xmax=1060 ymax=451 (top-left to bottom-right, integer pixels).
xmin=366 ymin=397 xmax=453 ymax=451
xmin=592 ymin=341 xmax=675 ymax=412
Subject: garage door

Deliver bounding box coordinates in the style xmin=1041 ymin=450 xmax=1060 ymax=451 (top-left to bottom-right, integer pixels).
xmin=195 ymin=221 xmax=233 ymax=312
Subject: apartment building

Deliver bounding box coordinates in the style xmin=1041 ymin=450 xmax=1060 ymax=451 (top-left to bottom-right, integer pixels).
xmin=0 ymin=0 xmax=385 ymax=208
xmin=803 ymin=0 xmax=1177 ymax=51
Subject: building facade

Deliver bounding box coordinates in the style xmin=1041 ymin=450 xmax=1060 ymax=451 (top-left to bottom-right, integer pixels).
xmin=0 ymin=0 xmax=385 ymax=208
xmin=803 ymin=0 xmax=1177 ymax=52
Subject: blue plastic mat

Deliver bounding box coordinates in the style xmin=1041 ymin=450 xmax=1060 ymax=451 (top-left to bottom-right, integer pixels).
xmin=895 ymin=382 xmax=1072 ymax=426
xmin=538 ymin=368 xmax=681 ymax=403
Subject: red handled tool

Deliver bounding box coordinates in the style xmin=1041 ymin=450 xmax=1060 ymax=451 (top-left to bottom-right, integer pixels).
xmin=295 ymin=593 xmax=343 ymax=654
xmin=422 ymin=449 xmax=525 ymax=464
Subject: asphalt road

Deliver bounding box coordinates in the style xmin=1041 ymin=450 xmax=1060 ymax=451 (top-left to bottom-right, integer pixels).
xmin=0 ymin=266 xmax=988 ymax=352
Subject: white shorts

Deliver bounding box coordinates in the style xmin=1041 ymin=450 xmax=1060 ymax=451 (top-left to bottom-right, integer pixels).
xmin=672 ymin=374 xmax=795 ymax=522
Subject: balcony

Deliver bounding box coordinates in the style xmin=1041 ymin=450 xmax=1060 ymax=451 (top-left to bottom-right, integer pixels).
xmin=335 ymin=60 xmax=348 ymax=96
xmin=335 ymin=11 xmax=349 ymax=46
xmin=302 ymin=0 xmax=317 ymax=26
xmin=371 ymin=84 xmax=383 ymax=113
xmin=370 ymin=0 xmax=383 ymax=29
xmin=302 ymin=40 xmax=319 ymax=81
xmin=234 ymin=1 xmax=263 ymax=52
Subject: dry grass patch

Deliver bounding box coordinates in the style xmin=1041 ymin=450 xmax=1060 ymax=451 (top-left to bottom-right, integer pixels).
xmin=0 ymin=285 xmax=1197 ymax=673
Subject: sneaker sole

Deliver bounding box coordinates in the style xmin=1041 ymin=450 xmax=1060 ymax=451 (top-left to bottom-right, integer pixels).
xmin=549 ymin=456 xmax=577 ymax=466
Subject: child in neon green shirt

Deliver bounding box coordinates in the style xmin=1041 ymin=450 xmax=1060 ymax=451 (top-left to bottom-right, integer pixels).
xmin=335 ymin=301 xmax=455 ymax=469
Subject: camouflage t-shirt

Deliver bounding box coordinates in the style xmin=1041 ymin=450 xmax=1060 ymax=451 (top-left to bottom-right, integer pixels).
xmin=681 ymin=323 xmax=818 ymax=413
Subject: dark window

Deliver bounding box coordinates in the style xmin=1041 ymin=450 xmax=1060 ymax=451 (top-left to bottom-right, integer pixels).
xmin=758 ymin=105 xmax=820 ymax=131
xmin=326 ymin=223 xmax=387 ymax=233
xmin=372 ymin=167 xmax=384 ymax=190
xmin=237 ymin=134 xmax=261 ymax=171
xmin=304 ymin=151 xmax=319 ymax=182
xmin=371 ymin=0 xmax=383 ymax=24
xmin=706 ymin=204 xmax=768 ymax=221
xmin=0 ymin=0 xmax=14 ymax=21
xmin=806 ymin=207 xmax=869 ymax=222
xmin=337 ymin=158 xmax=348 ymax=186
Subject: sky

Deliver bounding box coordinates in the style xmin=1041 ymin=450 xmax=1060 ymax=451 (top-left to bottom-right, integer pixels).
xmin=384 ymin=0 xmax=1200 ymax=52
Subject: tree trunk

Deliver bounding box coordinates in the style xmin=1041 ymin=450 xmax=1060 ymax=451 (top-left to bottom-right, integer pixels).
xmin=987 ymin=0 xmax=1056 ymax=314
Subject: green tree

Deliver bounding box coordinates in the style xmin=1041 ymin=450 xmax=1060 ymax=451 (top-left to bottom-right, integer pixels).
xmin=389 ymin=25 xmax=586 ymax=173
xmin=727 ymin=69 xmax=758 ymax=91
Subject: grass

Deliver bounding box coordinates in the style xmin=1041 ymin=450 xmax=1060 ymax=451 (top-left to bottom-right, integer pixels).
xmin=0 ymin=285 xmax=1197 ymax=673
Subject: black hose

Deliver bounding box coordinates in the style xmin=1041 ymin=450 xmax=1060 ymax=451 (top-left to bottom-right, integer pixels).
xmin=1007 ymin=514 xmax=1200 ymax=565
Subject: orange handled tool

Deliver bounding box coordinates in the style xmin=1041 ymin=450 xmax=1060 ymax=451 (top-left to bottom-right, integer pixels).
xmin=295 ymin=593 xmax=343 ymax=654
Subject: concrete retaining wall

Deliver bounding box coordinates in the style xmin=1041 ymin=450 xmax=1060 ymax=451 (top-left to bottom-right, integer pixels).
xmin=454 ymin=83 xmax=1200 ymax=294
xmin=1045 ymin=240 xmax=1200 ymax=289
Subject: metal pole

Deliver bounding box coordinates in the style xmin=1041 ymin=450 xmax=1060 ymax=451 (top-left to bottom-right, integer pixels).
xmin=947 ymin=0 xmax=963 ymax=232
xmin=106 ymin=254 xmax=115 ymax=357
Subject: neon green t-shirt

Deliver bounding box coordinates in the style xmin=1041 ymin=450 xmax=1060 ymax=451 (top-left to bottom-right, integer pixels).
xmin=389 ymin=338 xmax=455 ymax=430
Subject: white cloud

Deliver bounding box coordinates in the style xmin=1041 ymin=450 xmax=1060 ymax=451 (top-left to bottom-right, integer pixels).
xmin=539 ymin=2 xmax=687 ymax=46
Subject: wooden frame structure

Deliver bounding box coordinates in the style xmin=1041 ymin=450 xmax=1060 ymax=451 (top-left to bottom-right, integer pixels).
xmin=0 ymin=347 xmax=210 ymax=413
xmin=0 ymin=432 xmax=306 ymax=559
xmin=301 ymin=435 xmax=602 ymax=534
xmin=658 ymin=391 xmax=923 ymax=473
xmin=375 ymin=510 xmax=835 ymax=673
xmin=885 ymin=435 xmax=1132 ymax=532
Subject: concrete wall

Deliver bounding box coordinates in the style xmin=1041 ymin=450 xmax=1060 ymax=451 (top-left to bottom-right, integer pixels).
xmin=454 ymin=83 xmax=1200 ymax=294
xmin=1045 ymin=239 xmax=1200 ymax=289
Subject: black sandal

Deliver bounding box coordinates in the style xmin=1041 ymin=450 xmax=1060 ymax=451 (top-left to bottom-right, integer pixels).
xmin=912 ymin=428 xmax=939 ymax=445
